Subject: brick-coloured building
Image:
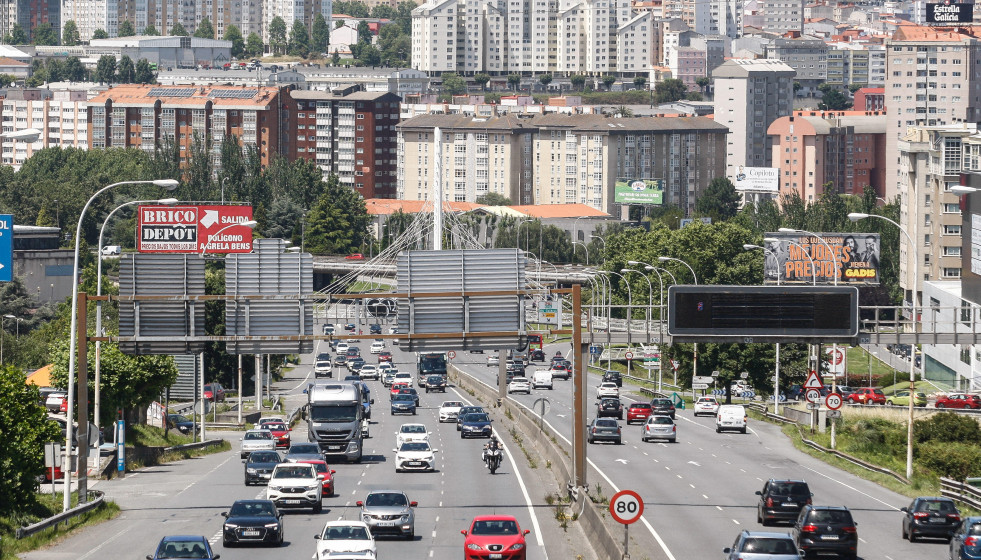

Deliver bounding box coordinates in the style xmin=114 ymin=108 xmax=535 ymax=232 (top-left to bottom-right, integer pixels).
xmin=288 ymin=88 xmax=401 ymax=199
xmin=853 ymin=87 xmax=885 ymax=112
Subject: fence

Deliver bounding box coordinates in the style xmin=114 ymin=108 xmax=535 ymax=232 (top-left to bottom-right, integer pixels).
xmin=16 ymin=491 xmax=106 ymax=539
xmin=940 ymin=477 xmax=981 ymax=511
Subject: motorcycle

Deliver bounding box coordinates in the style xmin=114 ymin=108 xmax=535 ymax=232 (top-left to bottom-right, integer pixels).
xmin=484 ymin=447 xmax=502 ymax=474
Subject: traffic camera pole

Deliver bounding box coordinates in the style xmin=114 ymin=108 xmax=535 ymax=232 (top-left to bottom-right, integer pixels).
xmin=76 ymin=293 xmax=90 ymax=503
xmin=572 ymin=283 xmax=586 ymax=488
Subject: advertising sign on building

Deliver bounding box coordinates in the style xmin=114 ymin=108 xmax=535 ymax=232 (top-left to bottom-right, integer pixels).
xmin=614 ymin=178 xmax=664 ymax=204
xmin=138 ymin=205 xmax=254 ymax=254
xmin=733 ymin=166 xmax=779 ymax=192
xmin=926 ymin=1 xmax=973 ymax=24
xmin=971 ymin=214 xmax=981 ymax=276
xmin=762 ymin=232 xmax=880 ymax=285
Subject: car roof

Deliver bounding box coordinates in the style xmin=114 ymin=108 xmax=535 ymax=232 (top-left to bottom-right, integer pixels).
xmin=768 ymin=478 xmax=807 ymax=483
xmin=472 ymin=514 xmax=519 ymax=521
xmin=739 ymin=530 xmax=795 ymax=539
xmin=807 ymin=505 xmax=850 ymax=511
xmin=160 ymin=535 xmax=208 ymax=542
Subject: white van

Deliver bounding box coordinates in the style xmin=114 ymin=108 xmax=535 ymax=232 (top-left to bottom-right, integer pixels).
xmin=101 ymin=245 xmax=121 ymax=256
xmin=532 ymin=369 xmax=553 ymax=390
xmin=716 ymin=404 xmax=747 ymax=434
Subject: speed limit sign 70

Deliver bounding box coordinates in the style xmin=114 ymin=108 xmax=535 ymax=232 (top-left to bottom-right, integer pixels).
xmin=826 ymin=393 xmax=843 ymax=410
xmin=609 ymin=490 xmax=644 ymax=524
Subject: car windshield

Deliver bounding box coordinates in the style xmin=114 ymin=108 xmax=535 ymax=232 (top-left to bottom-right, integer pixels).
xmin=652 ymin=399 xmax=672 ymax=406
xmin=289 ymin=444 xmax=319 ymax=455
xmin=631 ymin=404 xmax=651 ymax=410
xmin=596 ymin=419 xmax=618 ymax=427
xmin=601 ymin=400 xmax=619 ymax=407
xmin=915 ymin=500 xmax=957 ymax=513
xmin=245 ymin=431 xmax=271 ymax=440
xmin=229 ymin=501 xmax=276 ymax=517
xmin=442 ymin=402 xmax=463 ymax=408
xmin=969 ymin=523 xmax=981 ymax=536
xmin=156 ymin=539 xmax=210 ymax=559
xmin=170 ymin=414 xmax=191 ymax=423
xmin=249 ymin=451 xmax=280 ymax=462
xmin=309 ymin=404 xmax=359 ymax=423
xmin=302 ymin=462 xmax=329 ymax=474
xmin=471 ymin=519 xmax=519 ymax=535
xmin=740 ymin=537 xmax=797 ymax=554
xmin=873 ymin=389 xmax=884 ymax=395
xmin=770 ymin=482 xmax=809 ymax=496
xmin=400 ymin=442 xmax=430 ymax=452
xmin=649 ymin=417 xmax=673 ymax=425
xmin=394 ymin=394 xmax=415 ymax=402
xmin=464 ymin=413 xmax=490 ymax=422
xmin=323 ymin=525 xmax=370 ymax=540
xmin=402 ymin=425 xmax=426 ymax=433
xmin=807 ymin=509 xmax=852 ymax=524
xmin=461 ymin=407 xmax=482 ymax=414
xmin=365 ymin=492 xmax=408 ymax=507
xmin=274 ymin=465 xmax=314 ymax=479
xmin=266 ymin=423 xmax=287 ymax=431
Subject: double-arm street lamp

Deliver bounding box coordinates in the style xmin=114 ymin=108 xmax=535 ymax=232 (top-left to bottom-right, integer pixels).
xmin=658 ymin=256 xmax=698 ymax=384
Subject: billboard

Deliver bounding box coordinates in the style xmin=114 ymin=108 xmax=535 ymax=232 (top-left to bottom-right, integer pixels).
xmin=926 ymin=1 xmax=973 ymax=23
xmin=762 ymin=232 xmax=880 ymax=285
xmin=733 ymin=166 xmax=779 ymax=192
xmin=614 ymin=178 xmax=664 ymax=204
xmin=138 ymin=205 xmax=254 ymax=254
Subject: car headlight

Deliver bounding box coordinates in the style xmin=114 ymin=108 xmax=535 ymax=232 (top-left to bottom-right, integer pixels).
xmin=224 ymin=523 xmax=239 ymax=528
xmin=246 ymin=468 xmax=257 ymax=474
xmin=508 ymin=543 xmax=525 ymax=551
xmin=308 ymin=485 xmax=320 ymax=492
xmin=268 ymin=485 xmax=281 ymax=492
xmin=466 ymin=543 xmax=483 ymax=551
xmin=401 ymin=514 xmax=410 ymax=522
xmin=264 ymin=522 xmax=280 ymax=528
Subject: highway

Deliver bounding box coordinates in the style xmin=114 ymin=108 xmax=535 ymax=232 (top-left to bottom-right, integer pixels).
xmin=451 ymin=339 xmax=951 ymax=560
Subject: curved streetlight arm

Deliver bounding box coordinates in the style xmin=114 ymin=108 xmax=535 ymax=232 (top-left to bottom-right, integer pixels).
xmin=572 ymin=241 xmax=589 ymax=266
xmin=201 ymin=220 xmax=259 ymax=255
xmin=658 ymin=256 xmax=697 ymax=285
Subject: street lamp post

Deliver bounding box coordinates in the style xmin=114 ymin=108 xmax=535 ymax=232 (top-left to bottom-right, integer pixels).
xmin=572 ymin=241 xmax=589 ymax=266
xmin=658 ymin=256 xmax=698 ymax=394
xmin=590 ymin=235 xmax=606 ymax=263
xmin=63 ymin=178 xmax=179 ymax=512
xmin=848 ymin=211 xmax=918 ymax=480
xmin=745 ymin=244 xmax=786 ymax=414
xmin=94 ymin=198 xmax=179 ymax=431
xmin=620 ymin=268 xmax=652 ymax=339
xmin=599 ymin=270 xmax=632 ymax=341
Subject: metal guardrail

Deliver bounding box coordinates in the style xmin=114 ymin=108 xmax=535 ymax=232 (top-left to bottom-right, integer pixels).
xmin=164 ymin=439 xmax=225 ymax=453
xmin=941 ymin=477 xmax=981 ymax=511
xmin=16 ymin=490 xmax=106 ymax=539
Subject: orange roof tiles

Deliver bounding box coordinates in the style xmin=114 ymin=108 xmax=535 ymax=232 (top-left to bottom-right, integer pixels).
xmin=507 ymin=204 xmax=610 ymax=218
xmin=0 ymin=57 xmax=28 ymax=66
xmin=88 ymin=84 xmax=281 ymax=109
xmin=364 ymin=199 xmax=486 ymax=215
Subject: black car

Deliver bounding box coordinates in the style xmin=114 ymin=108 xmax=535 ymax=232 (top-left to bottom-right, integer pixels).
xmin=602 ymin=371 xmax=623 ymax=387
xmin=397 ymin=387 xmax=420 ymax=406
xmin=344 ymin=323 xmax=356 ymax=332
xmin=597 ymin=398 xmax=624 ymax=419
xmin=530 ymin=349 xmax=545 ymax=362
xmin=425 ymin=375 xmax=447 ymax=393
xmin=222 ymin=499 xmax=283 ymax=547
xmin=167 ymin=413 xmax=196 ymax=435
xmin=391 ymin=393 xmax=417 ymax=415
xmin=459 ymin=412 xmax=493 ymax=438
xmin=369 ymin=324 xmax=382 ymax=334
xmin=243 ymin=450 xmax=282 ymax=485
xmin=650 ymin=398 xmax=676 ymax=419
xmin=316 ymin=352 xmax=330 ymax=362
xmin=333 ymin=354 xmax=347 ymax=366
xmin=901 ymin=496 xmax=961 ymax=542
xmin=550 ymin=352 xmax=565 ymax=368
xmin=456 ymin=406 xmax=484 ymax=430
xmin=285 ymin=442 xmax=323 ymax=462
xmin=756 ymin=479 xmax=812 ymax=525
xmin=792 ymin=505 xmax=858 ymax=559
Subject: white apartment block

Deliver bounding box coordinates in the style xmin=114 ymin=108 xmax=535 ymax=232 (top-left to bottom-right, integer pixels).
xmin=762 ymin=0 xmax=802 ymax=34
xmin=616 ymin=12 xmax=653 ymax=74
xmin=62 ymin=0 xmax=118 ymax=41
xmin=712 ymin=58 xmax=795 ymax=180
xmin=0 ymin=90 xmax=89 ymax=169
xmin=411 ymin=0 xmax=459 ymax=73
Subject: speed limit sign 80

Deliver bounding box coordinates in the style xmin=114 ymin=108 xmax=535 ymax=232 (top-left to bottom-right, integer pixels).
xmin=609 ymin=490 xmax=644 ymax=524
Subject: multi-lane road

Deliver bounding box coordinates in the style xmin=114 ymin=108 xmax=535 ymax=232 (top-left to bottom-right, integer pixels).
xmin=22 ymin=316 xmax=955 ymax=560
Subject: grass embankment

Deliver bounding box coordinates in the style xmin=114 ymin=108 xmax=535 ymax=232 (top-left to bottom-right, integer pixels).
xmin=0 ymin=493 xmax=121 ymax=560
xmin=127 ymin=424 xmax=231 ymax=469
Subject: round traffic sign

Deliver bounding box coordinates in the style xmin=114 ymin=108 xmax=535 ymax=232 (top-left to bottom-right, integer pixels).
xmin=447 ymin=351 xmax=456 ymax=359
xmin=624 ymin=352 xmax=634 ymax=360
xmin=825 ymin=393 xmax=843 ymax=410
xmin=609 ymin=490 xmax=644 ymax=524
xmin=805 ymin=388 xmax=821 ymax=403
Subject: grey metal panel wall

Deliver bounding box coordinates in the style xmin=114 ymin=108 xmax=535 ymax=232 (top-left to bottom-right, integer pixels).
xmin=167 ymin=354 xmax=199 ymax=400
xmin=225 ymin=238 xmax=313 ymax=354
xmin=396 ymin=249 xmax=525 ymax=352
xmin=118 ymin=253 xmax=206 ymax=355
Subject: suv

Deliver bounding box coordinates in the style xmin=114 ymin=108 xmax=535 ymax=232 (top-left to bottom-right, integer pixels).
xmin=847 ymin=387 xmax=885 ymax=405
xmin=901 ymin=496 xmax=961 ymax=542
xmin=602 ymin=370 xmax=623 ymax=387
xmin=266 ymin=463 xmax=323 ymax=513
xmin=358 ymin=490 xmax=417 ymax=539
xmin=724 ymin=530 xmax=801 ymax=559
xmin=596 ymin=398 xmax=624 ymax=419
xmin=756 ymin=479 xmax=812 ymax=526
xmin=650 ymin=397 xmax=676 ymax=419
xmin=792 ymin=505 xmax=857 ymax=559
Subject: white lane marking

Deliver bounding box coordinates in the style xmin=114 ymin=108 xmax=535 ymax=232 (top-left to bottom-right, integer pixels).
xmin=177 ymin=456 xmax=232 ymax=495
xmin=716 ymin=506 xmax=723 ymax=511
xmin=703 ymin=494 xmax=709 ymax=499
xmin=77 ymin=526 xmax=132 ymax=559
xmin=797 ymin=463 xmax=902 ymax=511
xmin=859 ymin=537 xmax=867 ymax=543
xmin=733 ymin=519 xmax=740 ymax=525
xmin=689 ymin=484 xmax=695 ymax=489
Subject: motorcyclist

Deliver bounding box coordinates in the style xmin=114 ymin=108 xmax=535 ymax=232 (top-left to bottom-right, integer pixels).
xmin=482 ymin=436 xmax=501 ymax=463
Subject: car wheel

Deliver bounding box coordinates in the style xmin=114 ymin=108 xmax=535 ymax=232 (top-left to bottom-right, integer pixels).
xmin=901 ymin=525 xmax=907 ymax=540
xmin=887 ymin=400 xmax=893 ymax=406
xmin=908 ymin=530 xmax=916 ymax=542
xmin=740 ymin=428 xmax=747 ymax=434
xmin=757 ymin=510 xmax=763 ymax=524
xmin=641 ymin=436 xmax=647 ymax=442
xmin=716 ymin=427 xmax=721 ymax=433
xmin=615 ymin=438 xmax=622 ymax=445
xmin=937 ymin=403 xmax=946 ymax=409
xmin=588 ymin=436 xmax=594 ymax=444
xmin=313 ymin=501 xmax=323 ymax=514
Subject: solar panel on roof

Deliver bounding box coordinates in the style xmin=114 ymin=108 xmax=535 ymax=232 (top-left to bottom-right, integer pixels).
xmin=148 ymin=87 xmax=196 ymax=97
xmin=210 ymin=89 xmax=258 ymax=99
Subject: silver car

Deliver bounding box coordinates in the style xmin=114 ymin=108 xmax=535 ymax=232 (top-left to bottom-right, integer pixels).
xmin=357 ymin=490 xmax=417 ymax=539
xmin=642 ymin=415 xmax=677 ymax=443
xmin=724 ymin=530 xmax=802 ymax=559
xmin=241 ymin=429 xmax=276 ymax=459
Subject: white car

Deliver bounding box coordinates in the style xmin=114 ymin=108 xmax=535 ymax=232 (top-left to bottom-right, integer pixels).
xmin=438 ymin=401 xmax=464 ymax=422
xmin=396 ymin=423 xmax=430 ymax=447
xmin=314 ymin=521 xmax=376 ymax=560
xmin=532 ymin=369 xmax=553 ymax=390
xmin=507 ymin=376 xmax=531 ymax=394
xmin=394 ymin=372 xmax=413 ymax=385
xmin=359 ymin=365 xmax=379 ymax=380
xmin=267 ymin=463 xmax=323 ymax=513
xmin=487 ymin=355 xmax=500 ymax=367
xmin=370 ymin=341 xmax=385 ymax=354
xmin=240 ymin=429 xmax=276 ymax=459
xmin=596 ymin=382 xmax=620 ymax=399
xmin=693 ymin=396 xmax=720 ymax=417
xmin=393 ymin=441 xmax=438 ymax=472
xmin=335 ymin=342 xmax=350 ymax=355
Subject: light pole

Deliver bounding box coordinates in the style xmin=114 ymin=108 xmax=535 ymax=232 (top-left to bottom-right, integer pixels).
xmin=515 ymin=218 xmax=532 ymax=252
xmin=658 ymin=256 xmax=698 ymax=393
xmin=63 ymin=178 xmax=179 ymax=512
xmin=599 ymin=270 xmax=632 ymax=335
xmin=745 ymin=244 xmax=785 ymax=414
xmin=95 ymin=198 xmax=179 ymax=431
xmin=573 ymin=241 xmax=589 ymax=266
xmin=590 ymin=235 xmax=606 ymax=263
xmin=620 ymin=268 xmax=652 ymax=338
xmin=848 ymin=211 xmax=918 ymax=479
xmin=1 ymin=314 xmax=12 ymax=363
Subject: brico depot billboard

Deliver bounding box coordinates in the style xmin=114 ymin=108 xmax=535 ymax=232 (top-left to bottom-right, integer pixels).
xmin=138 ymin=205 xmax=254 ymax=254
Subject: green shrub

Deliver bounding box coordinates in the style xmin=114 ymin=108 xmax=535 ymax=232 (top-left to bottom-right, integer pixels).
xmin=914 ymin=412 xmax=981 ymax=445
xmin=843 ymin=418 xmax=905 ymax=456
xmin=917 ymin=442 xmax=981 ymax=481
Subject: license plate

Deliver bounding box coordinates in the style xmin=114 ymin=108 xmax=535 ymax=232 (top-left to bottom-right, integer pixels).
xmin=409 ymin=461 xmax=422 ymax=466
xmin=782 ymin=503 xmax=796 ymax=507
xmin=490 ymin=555 xmax=502 ymax=559
xmin=242 ymin=530 xmax=260 ymax=537
xmin=376 ymin=521 xmax=395 ymax=527
xmin=261 ymin=474 xmax=270 ymax=478
xmin=821 ymin=534 xmax=839 ymax=540
xmin=930 ymin=517 xmax=947 ymax=523
xmin=285 ymin=499 xmax=302 ymax=504
xmin=328 ymin=445 xmax=343 ymax=451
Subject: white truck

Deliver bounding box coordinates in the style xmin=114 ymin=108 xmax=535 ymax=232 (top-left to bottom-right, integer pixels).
xmin=305 ymin=382 xmax=368 ymax=462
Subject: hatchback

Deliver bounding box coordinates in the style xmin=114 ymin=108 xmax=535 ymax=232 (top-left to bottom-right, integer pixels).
xmin=641 ymin=414 xmax=676 ymax=443
xmin=792 ymin=505 xmax=857 ymax=559
xmin=462 ymin=515 xmax=530 ymax=560
xmin=650 ymin=397 xmax=676 ymax=419
xmin=148 ymin=535 xmax=218 ymax=559
xmin=587 ymin=417 xmax=622 ymax=444
xmin=597 ymin=398 xmax=624 ymax=419
xmin=936 ymin=393 xmax=981 ymax=409
xmin=693 ymin=396 xmax=719 ymax=417
xmin=888 ymin=390 xmax=928 ymax=407
xmin=221 ymin=499 xmax=283 ymax=547
xmin=626 ymin=402 xmax=653 ymax=423
xmin=901 ymin=496 xmax=960 ymax=542
xmin=847 ymin=387 xmax=885 ymax=405
xmin=950 ymin=516 xmax=981 ymax=559
xmin=756 ymin=479 xmax=812 ymax=526
xmin=724 ymin=530 xmax=802 ymax=559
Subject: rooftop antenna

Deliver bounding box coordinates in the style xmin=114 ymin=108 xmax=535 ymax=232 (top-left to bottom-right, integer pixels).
xmin=433 ymin=126 xmax=443 ymax=250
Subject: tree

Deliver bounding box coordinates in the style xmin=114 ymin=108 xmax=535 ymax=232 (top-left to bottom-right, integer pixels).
xmin=62 ymin=20 xmax=80 ymax=46
xmin=170 ymin=22 xmax=188 ymax=36
xmin=476 ymin=192 xmax=512 ymax=206
xmin=224 ymin=25 xmax=245 ymax=58
xmin=378 ymin=26 xmax=410 ymax=67
xmin=304 ymin=173 xmax=370 ymax=254
xmin=142 ymin=25 xmax=159 ymax=36
xmin=355 ymin=42 xmax=381 ymax=66
xmin=0 ymin=365 xmax=60 ymax=515
xmin=134 ymin=58 xmax=155 ymax=83
xmin=507 ymin=73 xmax=521 ymax=91
xmin=474 ymin=73 xmax=490 ymax=91
xmin=31 ymin=22 xmax=58 ymax=45
xmin=602 ymin=75 xmax=616 ymax=90
xmin=818 ymin=83 xmax=852 ymax=111
xmin=332 ymin=49 xmax=341 ymax=66
xmin=117 ymin=55 xmax=135 ymax=83
xmin=194 ymin=17 xmax=215 ymax=39
xmin=65 ymin=56 xmax=86 ymax=81
xmin=269 ymin=17 xmax=287 ymax=55
xmin=695 ymin=177 xmax=740 ymax=222
xmin=695 ymin=76 xmax=711 ymax=95
xmin=288 ymin=19 xmax=311 ymax=56
xmin=95 ymin=54 xmax=116 ymax=84
xmin=654 ymin=78 xmax=688 ymax=103
xmin=0 ymin=74 xmax=15 ymax=87
xmin=538 ymin=73 xmax=552 ymax=89
xmin=848 ymin=83 xmax=864 ymax=93
xmin=685 ymin=92 xmax=703 ymax=101
xmin=371 ymin=4 xmax=395 ymax=18
xmin=245 ymin=32 xmax=264 ymax=57
xmin=394 ymin=1 xmax=416 ymax=34
xmin=633 ymin=76 xmax=647 ymax=89
xmin=312 ymin=14 xmax=330 ymax=54
xmin=334 ymin=0 xmax=370 ymax=17
xmin=441 ymin=72 xmax=467 ymax=95
xmin=7 ymin=23 xmax=26 ymax=44
xmin=612 ymin=106 xmax=632 ymax=117
xmin=570 ymin=74 xmax=586 ymax=91
xmin=92 ymin=28 xmax=109 ymax=40
xmin=118 ymin=20 xmax=135 ymax=37
xmin=357 ymin=20 xmax=372 ymax=45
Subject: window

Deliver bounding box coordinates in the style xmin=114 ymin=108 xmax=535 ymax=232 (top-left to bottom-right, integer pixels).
xmin=944 ymin=267 xmax=962 ymax=278
xmin=962 ymin=300 xmax=974 ymax=325
xmin=944 ymin=246 xmax=962 ymax=257
xmin=944 ymin=224 xmax=962 ymax=235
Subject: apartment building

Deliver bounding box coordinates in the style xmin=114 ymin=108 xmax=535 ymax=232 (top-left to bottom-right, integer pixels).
xmin=764 ymin=37 xmax=827 ymax=95
xmin=289 ymin=89 xmax=401 ymax=199
xmin=396 ymin=113 xmax=727 ymax=215
xmin=712 ymin=58 xmax=795 ymax=180
xmin=0 ymin=0 xmax=59 ymax=42
xmin=0 ymin=89 xmax=89 ymax=169
xmin=763 ymin=0 xmax=803 ymax=34
xmin=767 ymin=110 xmax=887 ymax=203
xmin=87 ymin=84 xmax=286 ymax=169
xmin=617 ymin=12 xmax=654 ymax=75
xmin=853 ymin=87 xmax=885 ymax=111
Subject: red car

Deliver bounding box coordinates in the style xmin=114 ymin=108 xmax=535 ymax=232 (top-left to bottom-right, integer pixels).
xmin=935 ymin=393 xmax=981 ymax=409
xmin=847 ymin=387 xmax=885 ymax=405
xmin=263 ymin=421 xmax=291 ymax=447
xmin=626 ymin=402 xmax=653 ymax=424
xmin=378 ymin=351 xmax=393 ymax=363
xmin=203 ymin=383 xmax=226 ymax=402
xmin=297 ymin=459 xmax=335 ymax=496
xmin=462 ymin=515 xmax=530 ymax=560
xmin=345 ymin=253 xmax=365 ymax=260
xmin=390 ymin=382 xmax=409 ymax=398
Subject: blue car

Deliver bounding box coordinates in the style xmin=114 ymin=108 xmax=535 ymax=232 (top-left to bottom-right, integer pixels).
xmin=950 ymin=516 xmax=981 ymax=559
xmin=147 ymin=535 xmax=219 ymax=559
xmin=391 ymin=393 xmax=417 ymax=415
xmin=459 ymin=412 xmax=493 ymax=438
